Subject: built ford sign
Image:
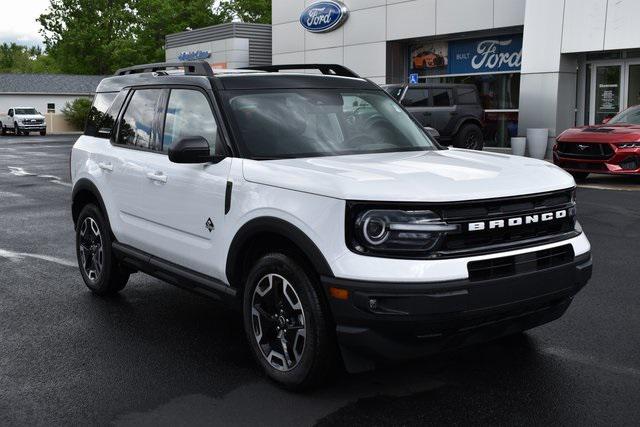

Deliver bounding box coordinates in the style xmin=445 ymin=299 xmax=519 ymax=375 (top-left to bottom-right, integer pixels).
xmin=448 ymin=34 xmax=522 ymax=74
xmin=300 ymin=1 xmax=349 ymax=33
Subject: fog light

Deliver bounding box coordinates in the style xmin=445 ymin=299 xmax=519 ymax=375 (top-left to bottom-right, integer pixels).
xmin=369 ymin=298 xmax=378 ymax=310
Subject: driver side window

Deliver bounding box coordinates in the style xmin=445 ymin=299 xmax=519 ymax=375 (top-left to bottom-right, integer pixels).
xmin=162 ymin=89 xmax=220 ymax=154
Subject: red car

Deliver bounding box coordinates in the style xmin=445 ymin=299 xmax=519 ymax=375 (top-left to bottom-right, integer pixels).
xmin=554 ymin=106 xmax=640 ymax=180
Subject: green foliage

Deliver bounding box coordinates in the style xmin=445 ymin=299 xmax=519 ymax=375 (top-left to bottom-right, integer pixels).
xmin=0 ymin=43 xmax=60 ymax=73
xmin=35 ymin=0 xmax=272 ymax=75
xmin=62 ymin=97 xmax=93 ymax=130
xmin=219 ymin=0 xmax=271 ymax=24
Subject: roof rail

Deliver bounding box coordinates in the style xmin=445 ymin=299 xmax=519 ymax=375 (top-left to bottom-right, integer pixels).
xmin=241 ymin=64 xmax=361 ymax=78
xmin=114 ymin=61 xmax=214 ymax=77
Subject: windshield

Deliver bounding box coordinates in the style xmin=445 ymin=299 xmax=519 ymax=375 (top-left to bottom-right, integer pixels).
xmin=224 ymin=89 xmax=438 ymax=159
xmin=608 ymin=106 xmax=640 ymax=125
xmin=15 ymin=108 xmax=39 ymax=115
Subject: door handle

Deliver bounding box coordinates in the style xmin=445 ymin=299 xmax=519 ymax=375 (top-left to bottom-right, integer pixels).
xmin=98 ymin=162 xmax=113 ymax=172
xmin=146 ymin=171 xmax=167 ymax=183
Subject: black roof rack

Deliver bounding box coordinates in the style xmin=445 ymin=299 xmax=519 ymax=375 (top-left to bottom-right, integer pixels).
xmin=114 ymin=61 xmax=214 ymax=76
xmin=241 ymin=64 xmax=360 ymax=78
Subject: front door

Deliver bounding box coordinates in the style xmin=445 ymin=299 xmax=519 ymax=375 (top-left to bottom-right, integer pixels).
xmin=135 ymin=88 xmax=231 ymax=279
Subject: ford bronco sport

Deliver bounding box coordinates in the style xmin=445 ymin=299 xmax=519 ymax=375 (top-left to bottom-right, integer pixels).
xmin=71 ymin=61 xmax=592 ymax=390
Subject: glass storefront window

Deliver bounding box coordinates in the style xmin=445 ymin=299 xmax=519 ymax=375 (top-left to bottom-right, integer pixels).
xmin=426 ymin=73 xmax=520 ymax=147
xmin=428 ymin=73 xmax=520 ymax=110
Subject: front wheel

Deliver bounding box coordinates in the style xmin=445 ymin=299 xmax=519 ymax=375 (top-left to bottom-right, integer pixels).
xmin=243 ymin=253 xmax=337 ymax=390
xmin=14 ymin=123 xmax=21 ymax=136
xmin=453 ymin=123 xmax=484 ymax=150
xmin=40 ymin=130 xmax=46 ymax=136
xmin=75 ymin=204 xmax=129 ymax=295
xmin=23 ymin=131 xmax=30 ymax=136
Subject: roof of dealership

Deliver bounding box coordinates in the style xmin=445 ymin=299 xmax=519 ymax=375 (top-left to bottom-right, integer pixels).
xmin=0 ymin=73 xmax=105 ymax=95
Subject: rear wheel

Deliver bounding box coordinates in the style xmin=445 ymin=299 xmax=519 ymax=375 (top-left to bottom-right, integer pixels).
xmin=453 ymin=123 xmax=484 ymax=150
xmin=0 ymin=123 xmax=5 ymax=136
xmin=570 ymin=171 xmax=589 ymax=182
xmin=243 ymin=253 xmax=337 ymax=390
xmin=75 ymin=204 xmax=129 ymax=295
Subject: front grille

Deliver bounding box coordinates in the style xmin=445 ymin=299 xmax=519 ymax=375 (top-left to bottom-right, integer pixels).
xmin=557 ymin=142 xmax=614 ymax=160
xmin=468 ymin=244 xmax=574 ymax=281
xmin=558 ymin=160 xmax=607 ymax=171
xmin=436 ymin=190 xmax=577 ymax=257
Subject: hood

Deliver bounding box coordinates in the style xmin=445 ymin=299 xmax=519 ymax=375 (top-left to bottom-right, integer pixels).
xmin=242 ymin=149 xmax=575 ymax=202
xmin=558 ymin=124 xmax=640 ymax=143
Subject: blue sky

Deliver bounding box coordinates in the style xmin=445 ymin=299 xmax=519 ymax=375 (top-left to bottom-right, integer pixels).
xmin=0 ymin=0 xmax=49 ymax=47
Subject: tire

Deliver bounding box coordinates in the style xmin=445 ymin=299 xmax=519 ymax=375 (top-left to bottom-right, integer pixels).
xmin=243 ymin=253 xmax=337 ymax=390
xmin=75 ymin=204 xmax=129 ymax=295
xmin=453 ymin=123 xmax=484 ymax=150
xmin=0 ymin=123 xmax=4 ymax=136
xmin=570 ymin=171 xmax=589 ymax=182
xmin=40 ymin=130 xmax=46 ymax=136
xmin=23 ymin=131 xmax=30 ymax=136
xmin=14 ymin=123 xmax=21 ymax=136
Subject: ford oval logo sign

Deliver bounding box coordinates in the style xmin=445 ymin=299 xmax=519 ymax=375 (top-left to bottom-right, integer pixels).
xmin=300 ymin=1 xmax=349 ymax=33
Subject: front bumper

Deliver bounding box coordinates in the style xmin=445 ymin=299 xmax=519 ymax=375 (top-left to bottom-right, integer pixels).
xmin=553 ymin=145 xmax=640 ymax=175
xmin=322 ymin=251 xmax=592 ymax=363
xmin=17 ymin=124 xmax=46 ymax=131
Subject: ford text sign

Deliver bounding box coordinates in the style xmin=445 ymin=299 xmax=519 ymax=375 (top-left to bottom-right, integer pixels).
xmin=448 ymin=34 xmax=522 ymax=74
xmin=300 ymin=1 xmax=349 ymax=33
xmin=178 ymin=50 xmax=211 ymax=61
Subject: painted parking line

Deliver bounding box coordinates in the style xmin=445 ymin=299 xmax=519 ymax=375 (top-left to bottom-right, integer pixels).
xmin=578 ymin=184 xmax=640 ymax=192
xmin=6 ymin=166 xmax=72 ymax=187
xmin=0 ymin=248 xmax=76 ymax=268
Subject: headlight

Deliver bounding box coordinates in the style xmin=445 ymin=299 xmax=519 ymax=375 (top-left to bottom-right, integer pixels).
xmin=349 ymin=208 xmax=459 ymax=257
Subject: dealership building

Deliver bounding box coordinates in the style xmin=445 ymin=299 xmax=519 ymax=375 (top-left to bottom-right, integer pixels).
xmin=164 ymin=0 xmax=640 ymax=154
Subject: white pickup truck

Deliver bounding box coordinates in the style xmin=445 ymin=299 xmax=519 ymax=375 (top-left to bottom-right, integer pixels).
xmin=0 ymin=107 xmax=47 ymax=136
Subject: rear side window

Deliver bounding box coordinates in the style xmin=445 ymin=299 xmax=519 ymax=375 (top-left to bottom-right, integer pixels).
xmin=117 ymin=89 xmax=163 ymax=150
xmin=403 ymin=88 xmax=430 ymax=107
xmin=431 ymin=88 xmax=452 ymax=107
xmin=85 ymin=93 xmax=117 ymax=138
xmin=456 ymin=87 xmax=478 ymax=104
xmin=162 ymin=89 xmax=220 ymax=153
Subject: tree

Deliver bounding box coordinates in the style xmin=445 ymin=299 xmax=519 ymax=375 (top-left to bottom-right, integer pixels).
xmin=219 ymin=0 xmax=271 ymax=24
xmin=0 ymin=43 xmax=60 ymax=73
xmin=62 ymin=97 xmax=93 ymax=129
xmin=38 ymin=0 xmax=138 ymax=75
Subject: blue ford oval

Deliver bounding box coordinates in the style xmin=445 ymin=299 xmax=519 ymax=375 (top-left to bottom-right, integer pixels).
xmin=300 ymin=1 xmax=349 ymax=33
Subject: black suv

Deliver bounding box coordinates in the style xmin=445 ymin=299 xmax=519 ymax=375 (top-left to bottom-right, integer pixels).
xmin=383 ymin=83 xmax=484 ymax=150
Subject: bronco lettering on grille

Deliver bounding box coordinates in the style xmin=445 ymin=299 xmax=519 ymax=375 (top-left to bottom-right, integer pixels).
xmin=467 ymin=209 xmax=568 ymax=232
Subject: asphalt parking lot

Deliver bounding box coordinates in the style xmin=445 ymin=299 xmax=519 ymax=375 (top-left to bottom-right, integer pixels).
xmin=1 ymin=135 xmax=639 ymax=426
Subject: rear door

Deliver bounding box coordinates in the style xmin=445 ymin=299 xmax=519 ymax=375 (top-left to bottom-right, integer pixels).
xmin=109 ymin=87 xmax=165 ymax=247
xmin=428 ymin=88 xmax=456 ymax=137
xmin=134 ymin=87 xmax=231 ymax=279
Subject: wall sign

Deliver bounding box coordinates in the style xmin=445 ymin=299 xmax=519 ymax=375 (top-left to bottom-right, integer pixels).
xmin=300 ymin=1 xmax=349 ymax=33
xmin=448 ymin=34 xmax=522 ymax=74
xmin=178 ymin=50 xmax=211 ymax=61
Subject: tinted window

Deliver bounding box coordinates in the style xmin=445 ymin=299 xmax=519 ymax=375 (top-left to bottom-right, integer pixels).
xmin=431 ymin=89 xmax=451 ymax=107
xmin=85 ymin=93 xmax=117 ymax=137
xmin=403 ymin=88 xmax=429 ymax=107
xmin=456 ymin=87 xmax=478 ymax=104
xmin=163 ymin=89 xmax=219 ymax=153
xmin=117 ymin=89 xmax=162 ymax=149
xmin=15 ymin=108 xmax=38 ymax=115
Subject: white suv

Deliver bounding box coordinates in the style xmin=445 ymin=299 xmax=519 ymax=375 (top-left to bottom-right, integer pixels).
xmin=71 ymin=62 xmax=592 ymax=389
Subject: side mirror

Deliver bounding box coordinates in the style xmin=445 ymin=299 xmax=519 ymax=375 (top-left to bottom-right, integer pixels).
xmin=424 ymin=126 xmax=440 ymax=139
xmin=602 ymin=117 xmax=611 ymax=124
xmin=168 ymin=136 xmax=220 ymax=164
